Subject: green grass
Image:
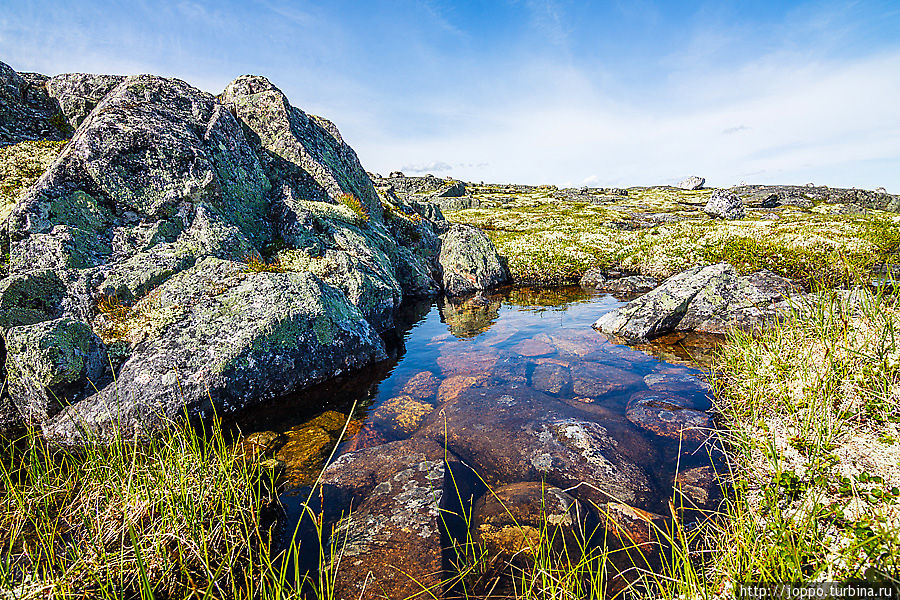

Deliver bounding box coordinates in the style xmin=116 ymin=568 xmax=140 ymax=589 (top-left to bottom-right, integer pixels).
xmin=336 ymin=193 xmax=368 ymax=223
xmin=0 ymin=417 xmax=304 ymax=600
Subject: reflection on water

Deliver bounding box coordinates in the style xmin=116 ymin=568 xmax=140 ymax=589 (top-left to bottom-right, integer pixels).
xmin=232 ymin=286 xmax=725 ymax=497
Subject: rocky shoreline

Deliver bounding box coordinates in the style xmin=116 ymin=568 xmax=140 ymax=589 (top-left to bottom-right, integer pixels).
xmin=0 ymin=62 xmax=510 ymax=440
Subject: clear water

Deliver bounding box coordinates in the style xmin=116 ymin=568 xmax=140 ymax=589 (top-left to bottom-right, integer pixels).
xmin=233 ymin=285 xmax=722 ymax=504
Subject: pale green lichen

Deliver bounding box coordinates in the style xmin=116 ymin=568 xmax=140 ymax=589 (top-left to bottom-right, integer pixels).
xmin=447 ymin=187 xmax=900 ymax=286
xmin=0 ymin=140 xmax=68 ymax=221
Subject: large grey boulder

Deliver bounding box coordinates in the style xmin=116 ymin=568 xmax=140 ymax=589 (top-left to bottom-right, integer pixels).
xmin=704 ymin=189 xmax=745 ymax=219
xmin=676 ymin=176 xmax=705 ymax=190
xmin=43 ymin=258 xmax=386 ymax=442
xmin=439 ymin=224 xmax=509 ymax=296
xmin=1 ymin=67 xmax=508 ymax=440
xmin=593 ymin=263 xmax=796 ymax=340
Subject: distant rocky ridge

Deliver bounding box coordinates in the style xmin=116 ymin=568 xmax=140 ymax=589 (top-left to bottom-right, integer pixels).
xmin=375 ymin=172 xmax=898 ymax=213
xmin=0 ymin=61 xmax=509 ymax=440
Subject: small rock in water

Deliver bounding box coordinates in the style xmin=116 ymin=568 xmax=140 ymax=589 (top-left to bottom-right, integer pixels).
xmin=570 ymin=362 xmax=643 ymax=399
xmin=676 ymin=176 xmax=705 ymax=190
xmin=301 ymin=410 xmax=351 ymax=435
xmin=674 ymin=464 xmax=725 ymax=514
xmin=531 ymin=363 xmax=572 ymax=395
xmin=470 ymin=482 xmax=592 ymax=558
xmin=703 ymin=189 xmax=745 ymax=219
xmin=643 ymin=372 xmax=710 ymax=394
xmin=625 ymin=391 xmax=712 ymax=444
xmin=437 ymin=373 xmax=492 ymax=404
xmin=240 ymin=431 xmax=286 ymax=460
xmin=370 ymin=394 xmax=435 ymax=437
xmin=602 ymin=275 xmax=659 ymax=295
xmin=579 ymin=267 xmax=607 ymax=288
xmin=275 ymin=426 xmax=334 ymax=486
xmin=399 ymin=371 xmax=441 ymax=401
xmin=597 ymin=501 xmax=668 ymax=574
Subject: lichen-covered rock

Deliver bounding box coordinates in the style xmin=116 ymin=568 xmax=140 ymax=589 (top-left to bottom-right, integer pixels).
xmin=0 ymin=66 xmax=491 ymax=439
xmin=470 ymin=481 xmax=594 ymax=558
xmin=46 ymin=73 xmax=126 ymax=129
xmin=593 ymin=263 xmax=797 ymax=340
xmin=0 ymin=270 xmax=66 ymax=329
xmin=625 ymin=391 xmax=713 ymax=444
xmin=579 ymin=267 xmax=606 ymax=288
xmin=703 ymin=189 xmax=744 ymax=219
xmin=676 ymin=176 xmax=705 ymax=190
xmin=438 ymin=224 xmax=509 ymax=296
xmin=223 ymin=74 xmax=382 ymax=219
xmin=0 ymin=61 xmax=70 ymax=146
xmin=5 ymin=317 xmax=107 ymax=423
xmin=600 ymin=275 xmax=659 ymax=295
xmin=42 ymin=258 xmax=387 ymax=442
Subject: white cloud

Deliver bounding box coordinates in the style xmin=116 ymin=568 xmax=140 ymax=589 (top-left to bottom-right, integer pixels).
xmin=352 ymin=49 xmax=900 ymax=191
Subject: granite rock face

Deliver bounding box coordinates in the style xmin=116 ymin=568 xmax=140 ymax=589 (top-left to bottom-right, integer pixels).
xmin=593 ymin=263 xmax=796 ymax=340
xmin=0 ymin=64 xmax=507 ymax=440
xmin=703 ymin=189 xmax=745 ymax=219
xmin=438 ymin=224 xmax=510 ymax=296
xmin=0 ymin=62 xmax=70 ymax=146
xmin=676 ymin=176 xmax=705 ymax=190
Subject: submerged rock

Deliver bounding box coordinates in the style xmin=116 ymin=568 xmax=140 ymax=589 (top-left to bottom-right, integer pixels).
xmin=593 ymin=263 xmax=797 ymax=340
xmin=625 ymin=391 xmax=713 ymax=444
xmin=309 ymin=439 xmax=477 ymax=600
xmin=531 ymin=363 xmax=572 ymax=395
xmin=418 ymin=386 xmax=659 ymax=510
xmin=399 ymin=371 xmax=441 ymax=401
xmin=470 ymin=481 xmax=594 ymax=558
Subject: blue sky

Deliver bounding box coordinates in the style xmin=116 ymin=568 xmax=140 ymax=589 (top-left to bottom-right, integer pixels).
xmin=2 ymin=1 xmax=899 ymax=190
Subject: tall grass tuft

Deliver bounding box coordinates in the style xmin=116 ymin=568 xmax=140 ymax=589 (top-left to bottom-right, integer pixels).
xmin=0 ymin=417 xmax=292 ymax=599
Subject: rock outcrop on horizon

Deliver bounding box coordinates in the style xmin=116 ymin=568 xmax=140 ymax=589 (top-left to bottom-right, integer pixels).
xmin=0 ymin=61 xmax=509 ymax=440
